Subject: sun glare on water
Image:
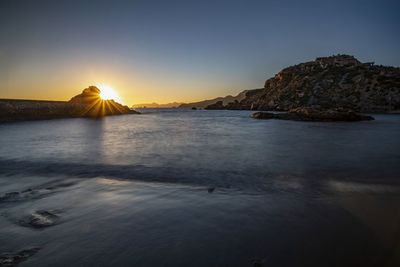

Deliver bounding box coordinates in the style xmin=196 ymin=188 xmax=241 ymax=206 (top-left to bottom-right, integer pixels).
xmin=98 ymin=85 xmax=122 ymax=103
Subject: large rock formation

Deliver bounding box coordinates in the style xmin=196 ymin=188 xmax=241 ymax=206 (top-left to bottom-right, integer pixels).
xmin=227 ymin=55 xmax=400 ymax=112
xmin=69 ymin=86 xmax=101 ymax=104
xmin=69 ymin=86 xmax=139 ymax=117
xmin=0 ymin=86 xmax=139 ymax=123
xmin=251 ymin=108 xmax=374 ymax=122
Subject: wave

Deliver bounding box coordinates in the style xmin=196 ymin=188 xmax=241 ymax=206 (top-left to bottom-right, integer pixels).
xmin=0 ymin=158 xmax=252 ymax=190
xmin=1 ymin=158 xmax=399 ymax=194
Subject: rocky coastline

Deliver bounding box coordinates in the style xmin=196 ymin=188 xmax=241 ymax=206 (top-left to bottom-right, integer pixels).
xmin=205 ymin=55 xmax=400 ymax=113
xmin=0 ymin=86 xmax=139 ymax=123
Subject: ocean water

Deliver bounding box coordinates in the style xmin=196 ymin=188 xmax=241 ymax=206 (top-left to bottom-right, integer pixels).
xmin=0 ymin=109 xmax=399 ymax=266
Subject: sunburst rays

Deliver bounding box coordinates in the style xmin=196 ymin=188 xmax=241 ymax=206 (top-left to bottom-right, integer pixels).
xmin=69 ymin=86 xmax=135 ymax=118
xmin=78 ymin=95 xmax=128 ymax=118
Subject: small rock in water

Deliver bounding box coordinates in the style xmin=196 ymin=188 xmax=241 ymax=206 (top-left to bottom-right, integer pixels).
xmin=21 ymin=188 xmax=33 ymax=193
xmin=251 ymin=108 xmax=374 ymax=122
xmin=0 ymin=192 xmax=20 ymax=201
xmin=6 ymin=192 xmax=20 ymax=197
xmin=207 ymin=187 xmax=215 ymax=193
xmin=0 ymin=188 xmax=39 ymax=202
xmin=251 ymin=258 xmax=265 ymax=267
xmin=20 ymin=210 xmax=60 ymax=228
xmin=45 ymin=181 xmax=77 ymax=190
xmin=0 ymin=247 xmax=40 ymax=266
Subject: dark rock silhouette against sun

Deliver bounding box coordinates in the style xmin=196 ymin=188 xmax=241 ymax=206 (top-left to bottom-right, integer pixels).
xmin=69 ymin=86 xmax=139 ymax=117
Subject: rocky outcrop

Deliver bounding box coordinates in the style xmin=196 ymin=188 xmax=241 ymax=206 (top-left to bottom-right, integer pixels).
xmin=251 ymin=108 xmax=374 ymax=122
xmin=230 ymin=55 xmax=400 ymax=113
xmin=179 ymin=89 xmax=253 ymax=108
xmin=68 ymin=86 xmax=101 ymax=104
xmin=69 ymin=86 xmax=139 ymax=117
xmin=19 ymin=210 xmax=60 ymax=228
xmin=205 ymin=101 xmax=225 ymax=110
xmin=0 ymin=86 xmax=139 ymax=123
xmin=225 ymin=100 xmax=248 ymax=110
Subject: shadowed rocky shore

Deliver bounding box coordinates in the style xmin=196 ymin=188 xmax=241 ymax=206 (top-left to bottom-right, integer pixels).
xmin=251 ymin=108 xmax=374 ymax=122
xmin=0 ymin=86 xmax=139 ymax=123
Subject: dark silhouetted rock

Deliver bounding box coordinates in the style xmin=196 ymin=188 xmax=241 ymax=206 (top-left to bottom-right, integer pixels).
xmin=0 ymin=86 xmax=140 ymax=122
xmin=68 ymin=86 xmax=140 ymax=118
xmin=0 ymin=189 xmax=40 ymax=203
xmin=251 ymin=258 xmax=265 ymax=267
xmin=225 ymin=100 xmax=247 ymax=110
xmin=251 ymin=108 xmax=374 ymax=122
xmin=205 ymin=101 xmax=225 ymax=110
xmin=0 ymin=247 xmax=40 ymax=266
xmin=191 ymin=107 xmax=197 ymax=110
xmin=68 ymin=86 xmax=101 ymax=104
xmin=208 ymin=187 xmax=215 ymax=193
xmin=251 ymin=112 xmax=276 ymax=120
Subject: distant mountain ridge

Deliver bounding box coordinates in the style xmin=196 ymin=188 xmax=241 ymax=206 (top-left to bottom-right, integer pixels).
xmin=132 ymin=102 xmax=183 ymax=108
xmin=178 ymin=90 xmax=255 ymax=108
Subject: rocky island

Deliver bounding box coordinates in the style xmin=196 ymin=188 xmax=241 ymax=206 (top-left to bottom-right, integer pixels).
xmin=205 ymin=55 xmax=400 ymax=113
xmin=0 ymin=86 xmax=139 ymax=123
xmin=252 ymin=108 xmax=374 ymax=122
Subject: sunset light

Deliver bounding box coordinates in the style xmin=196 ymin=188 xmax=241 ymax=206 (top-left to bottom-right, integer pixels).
xmin=99 ymin=85 xmax=122 ymax=103
xmin=0 ymin=1 xmax=399 ymax=266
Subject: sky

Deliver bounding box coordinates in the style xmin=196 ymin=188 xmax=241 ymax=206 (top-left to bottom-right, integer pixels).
xmin=0 ymin=0 xmax=399 ymax=105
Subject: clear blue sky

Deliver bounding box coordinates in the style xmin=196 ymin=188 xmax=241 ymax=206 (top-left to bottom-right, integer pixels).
xmin=0 ymin=0 xmax=399 ymax=104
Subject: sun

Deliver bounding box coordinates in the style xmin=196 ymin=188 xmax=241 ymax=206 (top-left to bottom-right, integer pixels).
xmin=98 ymin=85 xmax=122 ymax=103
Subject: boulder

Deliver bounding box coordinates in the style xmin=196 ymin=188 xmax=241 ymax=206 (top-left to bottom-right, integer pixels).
xmin=0 ymin=248 xmax=40 ymax=266
xmin=68 ymin=86 xmax=140 ymax=117
xmin=19 ymin=210 xmax=60 ymax=228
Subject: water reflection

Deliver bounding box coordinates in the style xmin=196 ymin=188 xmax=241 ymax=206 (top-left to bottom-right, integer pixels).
xmin=0 ymin=110 xmax=399 ymax=266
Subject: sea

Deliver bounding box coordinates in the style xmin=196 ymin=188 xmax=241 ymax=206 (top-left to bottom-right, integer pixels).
xmin=1 ymin=109 xmax=400 ymax=266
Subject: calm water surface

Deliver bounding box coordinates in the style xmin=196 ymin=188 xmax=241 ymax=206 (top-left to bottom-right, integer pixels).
xmin=0 ymin=109 xmax=400 ymax=266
